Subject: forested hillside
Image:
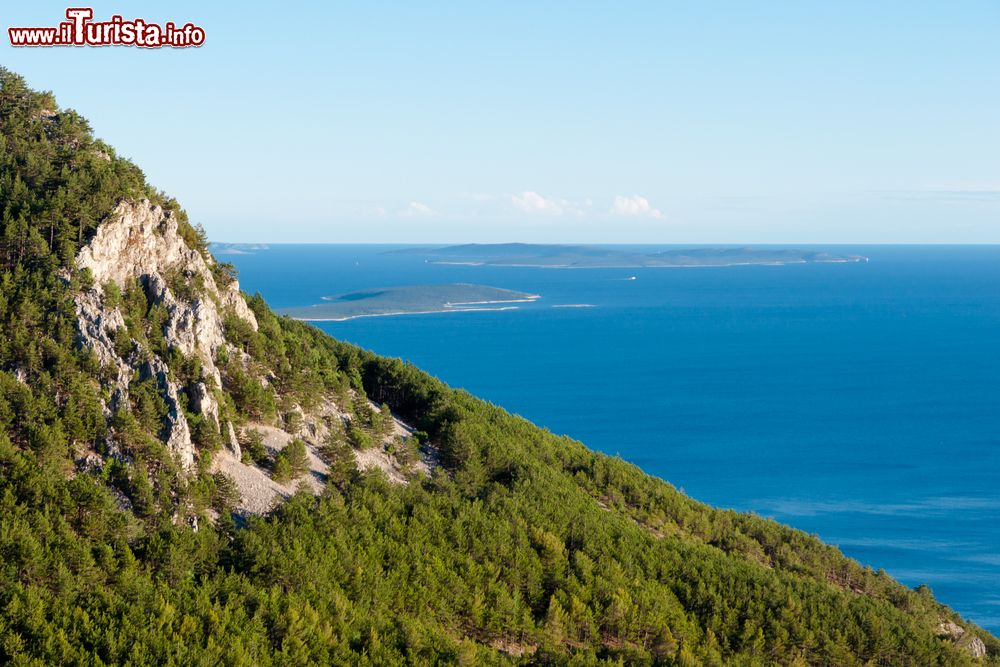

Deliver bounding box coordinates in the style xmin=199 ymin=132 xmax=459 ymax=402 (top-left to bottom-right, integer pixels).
xmin=0 ymin=66 xmax=996 ymax=665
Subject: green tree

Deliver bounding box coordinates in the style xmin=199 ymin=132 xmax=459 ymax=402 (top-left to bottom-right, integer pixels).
xmin=283 ymin=439 xmax=309 ymax=478
xmin=271 ymin=455 xmax=293 ymax=484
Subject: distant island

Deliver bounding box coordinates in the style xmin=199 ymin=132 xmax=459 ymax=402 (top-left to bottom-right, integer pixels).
xmin=394 ymin=243 xmax=868 ymax=268
xmin=280 ymin=283 xmax=540 ymax=321
xmin=211 ymin=242 xmax=271 ymax=255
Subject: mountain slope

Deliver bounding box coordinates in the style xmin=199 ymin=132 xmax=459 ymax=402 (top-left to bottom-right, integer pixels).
xmin=0 ymin=67 xmax=995 ymax=665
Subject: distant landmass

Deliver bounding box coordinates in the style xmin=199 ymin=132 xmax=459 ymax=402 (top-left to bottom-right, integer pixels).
xmin=280 ymin=283 xmax=540 ymax=321
xmin=395 ymin=243 xmax=868 ymax=268
xmin=211 ymin=242 xmax=271 ymax=255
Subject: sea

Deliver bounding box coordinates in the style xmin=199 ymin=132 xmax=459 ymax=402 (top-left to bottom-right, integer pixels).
xmin=222 ymin=244 xmax=1000 ymax=632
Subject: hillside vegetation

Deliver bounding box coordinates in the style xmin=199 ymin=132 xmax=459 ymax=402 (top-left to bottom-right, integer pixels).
xmin=0 ymin=67 xmax=996 ymax=665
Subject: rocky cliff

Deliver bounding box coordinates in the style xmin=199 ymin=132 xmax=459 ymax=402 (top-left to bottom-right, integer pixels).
xmin=74 ymin=200 xmax=257 ymax=470
xmin=71 ymin=199 xmax=426 ymax=512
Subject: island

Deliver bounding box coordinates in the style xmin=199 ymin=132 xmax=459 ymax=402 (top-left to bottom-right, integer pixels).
xmin=394 ymin=243 xmax=868 ymax=268
xmin=210 ymin=242 xmax=271 ymax=255
xmin=279 ymin=283 xmax=540 ymax=321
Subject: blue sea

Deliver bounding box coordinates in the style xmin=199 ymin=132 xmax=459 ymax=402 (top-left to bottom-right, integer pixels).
xmin=224 ymin=244 xmax=1000 ymax=632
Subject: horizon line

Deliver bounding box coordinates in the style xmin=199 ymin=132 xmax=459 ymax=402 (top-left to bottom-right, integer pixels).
xmin=209 ymin=241 xmax=1000 ymax=246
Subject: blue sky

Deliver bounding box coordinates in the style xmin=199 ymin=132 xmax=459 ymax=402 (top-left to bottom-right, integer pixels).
xmin=2 ymin=1 xmax=999 ymax=243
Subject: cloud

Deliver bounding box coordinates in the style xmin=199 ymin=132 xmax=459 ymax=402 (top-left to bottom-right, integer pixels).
xmin=611 ymin=194 xmax=663 ymax=219
xmin=511 ymin=191 xmax=568 ymax=215
xmin=400 ymin=201 xmax=434 ymax=216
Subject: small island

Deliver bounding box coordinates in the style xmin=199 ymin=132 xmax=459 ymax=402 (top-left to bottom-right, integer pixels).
xmin=280 ymin=283 xmax=540 ymax=321
xmin=394 ymin=243 xmax=868 ymax=268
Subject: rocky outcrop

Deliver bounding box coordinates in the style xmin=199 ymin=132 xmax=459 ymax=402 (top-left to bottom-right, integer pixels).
xmin=144 ymin=274 xmax=225 ymax=385
xmin=73 ymin=199 xmax=259 ymax=471
xmin=75 ymin=287 xmax=131 ymax=413
xmin=965 ymin=636 xmax=989 ymax=660
xmin=191 ymin=382 xmax=243 ymax=457
xmin=938 ymin=620 xmax=964 ymax=639
xmin=66 ymin=322 xmax=195 ymax=468
xmin=226 ymin=421 xmax=242 ymax=459
xmin=190 ymin=382 xmax=220 ymax=430
xmin=936 ymin=620 xmax=988 ymax=659
xmin=77 ymin=200 xmax=257 ymax=385
xmin=140 ymin=357 xmax=194 ymax=470
xmin=222 ymin=288 xmax=258 ymax=331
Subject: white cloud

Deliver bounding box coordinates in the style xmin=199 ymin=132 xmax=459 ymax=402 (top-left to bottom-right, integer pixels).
xmin=611 ymin=194 xmax=663 ymax=219
xmin=401 ymin=201 xmax=434 ymax=216
xmin=511 ymin=191 xmax=567 ymax=215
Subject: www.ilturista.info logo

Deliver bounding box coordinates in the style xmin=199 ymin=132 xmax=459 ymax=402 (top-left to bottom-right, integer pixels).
xmin=8 ymin=8 xmax=205 ymax=48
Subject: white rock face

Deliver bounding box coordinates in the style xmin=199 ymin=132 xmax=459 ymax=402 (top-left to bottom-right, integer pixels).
xmin=141 ymin=357 xmax=194 ymax=470
xmin=222 ymin=288 xmax=259 ymax=330
xmin=190 ymin=382 xmax=220 ymax=430
xmin=73 ymin=200 xmax=259 ymax=471
xmin=938 ymin=621 xmax=965 ymax=639
xmin=226 ymin=421 xmax=242 ymax=460
xmin=75 ymin=287 xmax=131 ymax=413
xmin=78 ymin=200 xmax=198 ymax=287
xmin=966 ymin=637 xmax=988 ymax=659
xmin=78 ymin=200 xmax=257 ymax=385
xmin=936 ymin=620 xmax=988 ymax=659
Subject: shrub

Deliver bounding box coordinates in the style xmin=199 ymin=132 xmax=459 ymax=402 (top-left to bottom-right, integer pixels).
xmin=347 ymin=424 xmax=375 ymax=450
xmin=283 ymin=438 xmax=310 ymax=477
xmin=272 ymin=439 xmax=309 ymax=484
xmin=212 ymin=472 xmax=240 ymax=512
xmin=271 ymin=455 xmax=292 ymax=484
xmin=240 ymin=428 xmax=267 ymax=465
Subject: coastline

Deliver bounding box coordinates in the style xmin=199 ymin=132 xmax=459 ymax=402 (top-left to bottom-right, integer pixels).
xmin=290 ymin=305 xmax=524 ymax=322
xmin=446 ymin=296 xmax=540 ymax=306
xmin=428 ymin=257 xmax=868 ymax=269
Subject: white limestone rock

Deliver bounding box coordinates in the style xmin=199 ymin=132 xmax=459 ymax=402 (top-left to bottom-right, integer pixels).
xmin=226 ymin=421 xmax=242 ymax=460
xmin=190 ymin=382 xmax=221 ymax=431
xmin=72 ymin=199 xmax=260 ymax=472
xmin=936 ymin=620 xmax=989 ymax=659
xmin=140 ymin=357 xmax=194 ymax=470
xmin=77 ymin=200 xmax=256 ymax=386
xmin=75 ymin=287 xmax=131 ymax=413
